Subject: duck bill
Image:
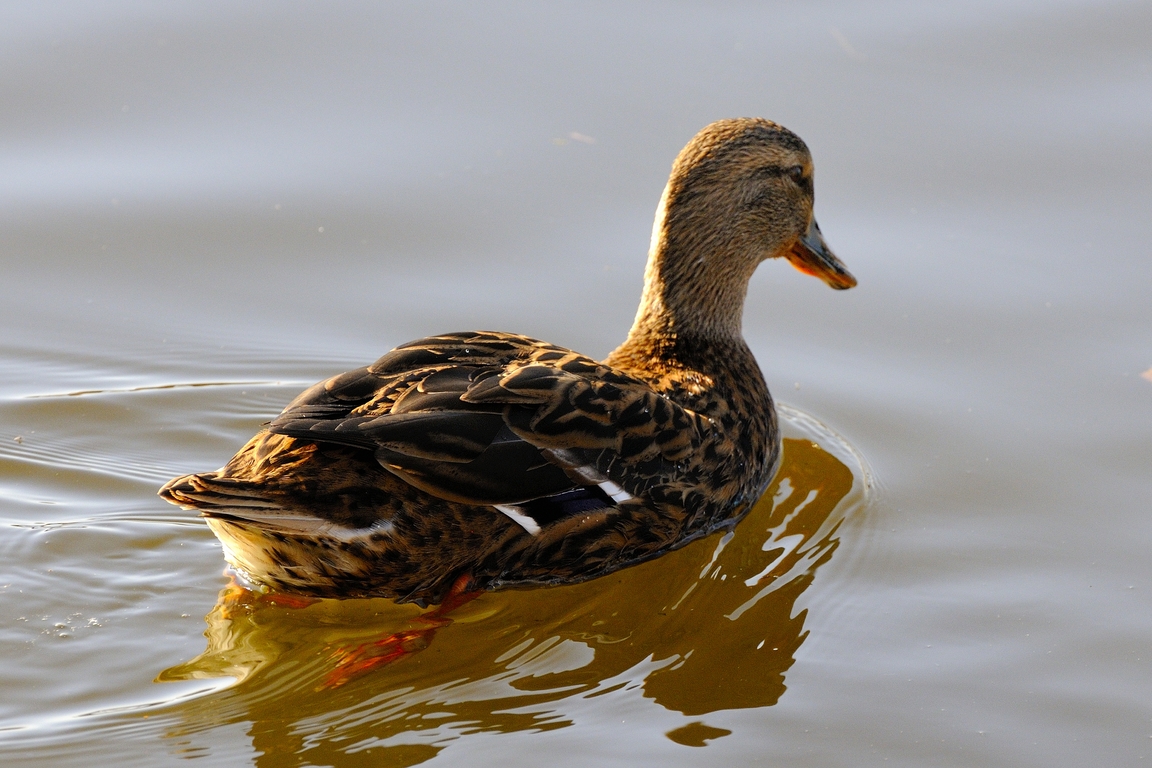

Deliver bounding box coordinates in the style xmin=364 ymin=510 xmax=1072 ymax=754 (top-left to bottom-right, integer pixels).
xmin=785 ymin=219 xmax=857 ymax=290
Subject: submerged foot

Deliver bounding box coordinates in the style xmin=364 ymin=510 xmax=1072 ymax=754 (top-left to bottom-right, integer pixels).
xmin=322 ymin=574 xmax=481 ymax=689
xmin=216 ymin=570 xmax=320 ymax=619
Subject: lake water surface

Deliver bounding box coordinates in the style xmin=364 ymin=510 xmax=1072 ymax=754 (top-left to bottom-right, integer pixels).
xmin=2 ymin=2 xmax=1150 ymax=766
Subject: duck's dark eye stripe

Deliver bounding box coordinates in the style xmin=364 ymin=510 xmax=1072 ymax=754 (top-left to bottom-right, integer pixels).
xmin=751 ymin=165 xmax=789 ymax=179
xmin=750 ymin=165 xmax=811 ymax=191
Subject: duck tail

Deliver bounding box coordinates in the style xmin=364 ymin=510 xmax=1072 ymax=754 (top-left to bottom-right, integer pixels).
xmin=159 ymin=472 xmax=283 ymax=513
xmin=159 ymin=431 xmax=318 ymax=513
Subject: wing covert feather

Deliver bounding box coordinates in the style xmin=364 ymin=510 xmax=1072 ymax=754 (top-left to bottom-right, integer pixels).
xmin=267 ymin=331 xmax=714 ymax=508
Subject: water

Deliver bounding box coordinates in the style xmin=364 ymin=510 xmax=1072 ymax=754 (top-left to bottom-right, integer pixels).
xmin=2 ymin=2 xmax=1150 ymax=765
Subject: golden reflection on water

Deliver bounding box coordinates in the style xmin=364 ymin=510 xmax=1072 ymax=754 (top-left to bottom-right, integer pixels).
xmin=155 ymin=428 xmax=861 ymax=765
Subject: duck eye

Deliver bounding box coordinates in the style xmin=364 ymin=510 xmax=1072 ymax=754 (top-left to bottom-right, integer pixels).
xmin=788 ymin=165 xmax=805 ymax=182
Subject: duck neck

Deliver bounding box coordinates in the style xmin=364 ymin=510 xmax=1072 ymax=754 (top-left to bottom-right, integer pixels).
xmin=608 ymin=185 xmax=758 ymax=371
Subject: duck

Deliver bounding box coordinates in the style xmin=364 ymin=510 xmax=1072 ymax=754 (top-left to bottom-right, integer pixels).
xmin=160 ymin=117 xmax=856 ymax=607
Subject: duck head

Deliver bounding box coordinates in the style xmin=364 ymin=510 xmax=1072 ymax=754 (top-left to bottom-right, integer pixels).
xmin=631 ymin=118 xmax=855 ymax=342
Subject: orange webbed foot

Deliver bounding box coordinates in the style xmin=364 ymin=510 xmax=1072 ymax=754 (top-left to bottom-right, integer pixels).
xmin=216 ymin=570 xmax=320 ymax=618
xmin=322 ymin=574 xmax=482 ymax=689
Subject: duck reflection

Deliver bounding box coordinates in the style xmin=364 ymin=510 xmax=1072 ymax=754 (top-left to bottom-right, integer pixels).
xmin=156 ymin=431 xmax=862 ymax=765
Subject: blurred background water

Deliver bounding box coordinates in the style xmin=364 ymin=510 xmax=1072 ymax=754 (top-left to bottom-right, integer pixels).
xmin=1 ymin=1 xmax=1150 ymax=766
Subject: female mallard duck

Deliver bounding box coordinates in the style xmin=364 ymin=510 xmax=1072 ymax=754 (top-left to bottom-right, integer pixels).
xmin=160 ymin=118 xmax=855 ymax=606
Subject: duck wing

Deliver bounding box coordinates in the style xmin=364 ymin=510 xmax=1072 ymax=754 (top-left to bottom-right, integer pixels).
xmin=267 ymin=331 xmax=712 ymax=512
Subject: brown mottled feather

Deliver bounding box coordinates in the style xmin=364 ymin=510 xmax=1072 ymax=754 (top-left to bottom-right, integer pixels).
xmin=159 ymin=118 xmax=855 ymax=605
